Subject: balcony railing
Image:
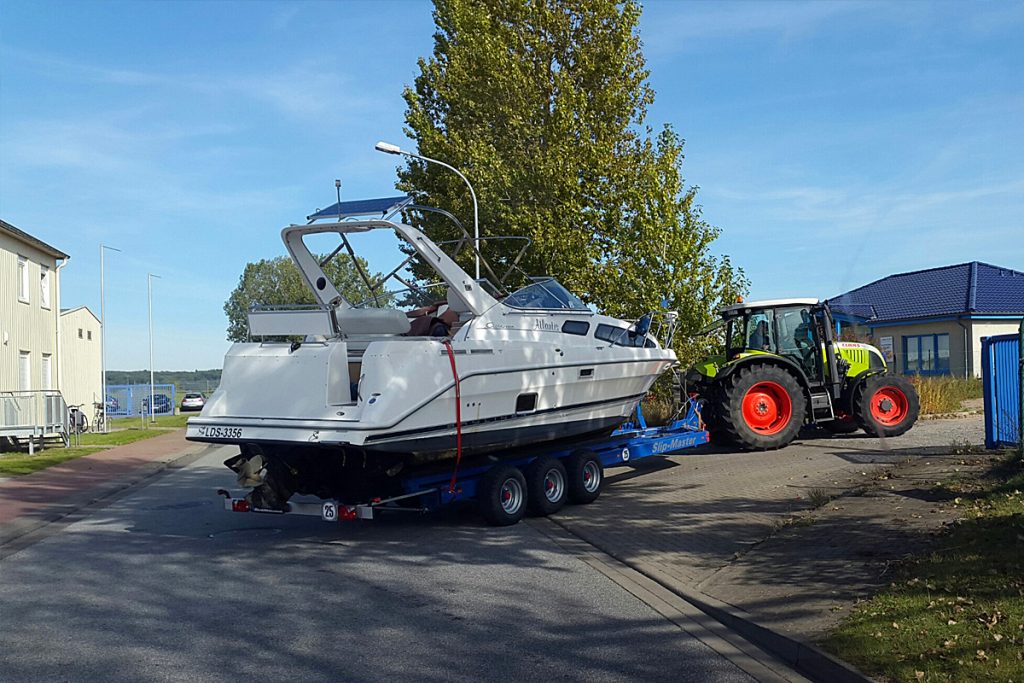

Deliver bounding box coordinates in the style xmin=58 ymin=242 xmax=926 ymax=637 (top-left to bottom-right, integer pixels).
xmin=0 ymin=389 xmax=69 ymax=452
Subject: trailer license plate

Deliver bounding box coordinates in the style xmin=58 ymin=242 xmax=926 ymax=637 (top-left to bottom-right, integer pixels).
xmin=195 ymin=426 xmax=243 ymax=439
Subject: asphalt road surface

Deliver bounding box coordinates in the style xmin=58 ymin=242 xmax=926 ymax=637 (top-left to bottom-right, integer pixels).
xmin=0 ymin=446 xmax=758 ymax=682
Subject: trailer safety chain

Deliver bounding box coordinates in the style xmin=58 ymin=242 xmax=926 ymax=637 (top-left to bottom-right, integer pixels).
xmin=442 ymin=340 xmax=463 ymax=495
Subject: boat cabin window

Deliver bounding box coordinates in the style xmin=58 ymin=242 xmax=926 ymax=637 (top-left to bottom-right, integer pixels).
xmin=504 ymin=279 xmax=590 ymax=311
xmin=561 ymin=320 xmax=590 ymax=335
xmin=595 ymin=323 xmax=656 ymax=348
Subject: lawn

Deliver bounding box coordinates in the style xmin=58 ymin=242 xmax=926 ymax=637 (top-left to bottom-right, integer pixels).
xmin=0 ymin=417 xmax=191 ymax=477
xmin=110 ymin=413 xmax=191 ymax=429
xmin=0 ymin=447 xmax=106 ymax=476
xmin=824 ymin=455 xmax=1024 ymax=682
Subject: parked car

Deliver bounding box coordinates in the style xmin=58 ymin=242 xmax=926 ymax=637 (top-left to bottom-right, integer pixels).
xmin=105 ymin=394 xmax=120 ymax=412
xmin=180 ymin=393 xmax=205 ymax=412
xmin=141 ymin=393 xmax=173 ymax=414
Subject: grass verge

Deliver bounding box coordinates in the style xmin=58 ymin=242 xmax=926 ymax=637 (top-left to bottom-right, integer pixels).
xmin=0 ymin=447 xmax=106 ymax=476
xmin=910 ymin=376 xmax=984 ymax=415
xmin=823 ymin=455 xmax=1024 ymax=682
xmin=110 ymin=413 xmax=191 ymax=429
xmin=0 ymin=419 xmax=189 ymax=477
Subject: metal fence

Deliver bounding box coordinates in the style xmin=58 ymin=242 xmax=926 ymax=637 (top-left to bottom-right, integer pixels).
xmin=105 ymin=384 xmax=177 ymax=417
xmin=981 ymin=321 xmax=1023 ymax=450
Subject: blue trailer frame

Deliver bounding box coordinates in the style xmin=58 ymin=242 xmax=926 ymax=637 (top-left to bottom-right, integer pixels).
xmin=219 ymin=401 xmax=710 ymax=524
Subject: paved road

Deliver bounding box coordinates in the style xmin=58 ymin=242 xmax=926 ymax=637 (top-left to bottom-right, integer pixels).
xmin=0 ymin=446 xmax=760 ymax=683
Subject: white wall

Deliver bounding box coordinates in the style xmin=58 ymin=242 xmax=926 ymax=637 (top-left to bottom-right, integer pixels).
xmin=0 ymin=231 xmax=60 ymax=393
xmin=971 ymin=320 xmax=1024 ymax=377
xmin=60 ymin=308 xmax=103 ymax=410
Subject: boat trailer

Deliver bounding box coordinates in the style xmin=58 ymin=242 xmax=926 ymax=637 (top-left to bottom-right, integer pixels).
xmin=217 ymin=402 xmax=710 ymax=526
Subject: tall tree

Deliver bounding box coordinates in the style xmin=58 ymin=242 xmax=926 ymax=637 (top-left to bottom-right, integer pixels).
xmin=223 ymin=254 xmax=382 ymax=342
xmin=399 ymin=0 xmax=746 ymax=363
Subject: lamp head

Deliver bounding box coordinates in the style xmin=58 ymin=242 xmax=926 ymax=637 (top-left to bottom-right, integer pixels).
xmin=374 ymin=141 xmax=402 ymax=155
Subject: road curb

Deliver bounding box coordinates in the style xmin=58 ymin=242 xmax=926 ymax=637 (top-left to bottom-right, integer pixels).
xmin=544 ymin=517 xmax=873 ymax=683
xmin=0 ymin=443 xmax=217 ymax=558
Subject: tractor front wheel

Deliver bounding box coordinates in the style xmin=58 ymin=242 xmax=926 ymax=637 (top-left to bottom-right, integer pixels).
xmin=719 ymin=365 xmax=807 ymax=450
xmin=855 ymin=375 xmax=919 ymax=437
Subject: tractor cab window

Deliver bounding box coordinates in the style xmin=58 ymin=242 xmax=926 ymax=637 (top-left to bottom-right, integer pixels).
xmin=726 ymin=310 xmax=775 ymax=357
xmin=775 ymin=306 xmax=818 ymax=377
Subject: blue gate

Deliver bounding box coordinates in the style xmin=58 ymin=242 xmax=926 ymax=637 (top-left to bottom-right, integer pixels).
xmin=981 ymin=324 xmax=1022 ymax=450
xmin=105 ymin=384 xmax=177 ymax=417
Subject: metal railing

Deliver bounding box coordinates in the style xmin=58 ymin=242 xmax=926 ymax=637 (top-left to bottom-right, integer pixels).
xmin=0 ymin=389 xmax=69 ymax=453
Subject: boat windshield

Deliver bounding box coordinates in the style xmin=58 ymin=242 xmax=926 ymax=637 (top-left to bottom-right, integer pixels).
xmin=504 ymin=279 xmax=590 ymax=311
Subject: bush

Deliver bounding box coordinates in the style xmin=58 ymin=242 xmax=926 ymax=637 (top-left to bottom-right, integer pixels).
xmin=908 ymin=376 xmax=983 ymax=415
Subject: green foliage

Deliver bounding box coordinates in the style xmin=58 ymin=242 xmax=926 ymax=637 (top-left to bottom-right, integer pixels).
xmin=223 ymin=254 xmax=384 ymax=342
xmin=399 ymin=0 xmax=746 ymax=365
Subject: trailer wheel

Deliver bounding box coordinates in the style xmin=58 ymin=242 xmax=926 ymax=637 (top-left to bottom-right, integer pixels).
xmin=524 ymin=456 xmax=567 ymax=516
xmin=478 ymin=465 xmax=528 ymax=526
xmin=566 ymin=450 xmax=603 ymax=505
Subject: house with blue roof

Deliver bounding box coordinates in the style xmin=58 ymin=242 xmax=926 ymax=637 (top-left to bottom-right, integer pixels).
xmin=828 ymin=262 xmax=1024 ymax=378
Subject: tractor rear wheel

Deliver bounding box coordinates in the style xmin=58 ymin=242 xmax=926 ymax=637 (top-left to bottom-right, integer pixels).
xmin=718 ymin=365 xmax=806 ymax=450
xmin=855 ymin=375 xmax=919 ymax=437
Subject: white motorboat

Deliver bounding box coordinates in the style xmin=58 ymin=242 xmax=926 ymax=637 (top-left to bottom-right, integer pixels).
xmin=187 ymin=194 xmax=677 ymax=507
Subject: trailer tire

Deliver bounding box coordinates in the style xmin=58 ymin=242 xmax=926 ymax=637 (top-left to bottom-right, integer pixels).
xmin=478 ymin=465 xmax=528 ymax=526
xmin=524 ymin=456 xmax=568 ymax=516
xmin=566 ymin=450 xmax=603 ymax=505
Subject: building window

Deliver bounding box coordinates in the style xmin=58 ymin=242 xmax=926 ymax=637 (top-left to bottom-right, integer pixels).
xmin=40 ymin=265 xmax=51 ymax=309
xmin=902 ymin=334 xmax=950 ymax=375
xmin=87 ymin=330 xmax=92 ymax=341
xmin=41 ymin=353 xmax=52 ymax=390
xmin=17 ymin=256 xmax=29 ymax=303
xmin=78 ymin=328 xmax=83 ymax=339
xmin=19 ymin=351 xmax=31 ymax=391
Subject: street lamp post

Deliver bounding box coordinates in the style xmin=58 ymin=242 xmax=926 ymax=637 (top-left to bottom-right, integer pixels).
xmin=147 ymin=273 xmax=161 ymax=424
xmin=374 ymin=141 xmax=481 ymax=280
xmin=100 ymin=244 xmax=121 ymax=433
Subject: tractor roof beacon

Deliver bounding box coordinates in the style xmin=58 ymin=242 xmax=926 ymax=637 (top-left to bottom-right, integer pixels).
xmin=685 ymin=299 xmax=920 ymax=450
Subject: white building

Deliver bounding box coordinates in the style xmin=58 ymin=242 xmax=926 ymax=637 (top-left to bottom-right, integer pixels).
xmin=1 ymin=219 xmax=68 ymax=394
xmin=1 ymin=219 xmax=102 ymax=441
xmin=59 ymin=306 xmax=103 ymax=410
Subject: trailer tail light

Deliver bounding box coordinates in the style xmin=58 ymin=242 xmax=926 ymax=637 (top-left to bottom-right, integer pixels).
xmin=340 ymin=506 xmax=358 ymax=521
xmin=232 ymin=499 xmax=250 ymax=513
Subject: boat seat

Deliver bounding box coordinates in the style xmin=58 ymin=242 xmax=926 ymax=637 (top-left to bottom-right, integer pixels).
xmin=334 ymin=307 xmax=411 ymax=335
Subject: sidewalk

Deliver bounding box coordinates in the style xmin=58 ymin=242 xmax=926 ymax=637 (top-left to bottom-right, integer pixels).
xmin=0 ymin=430 xmax=209 ymax=550
xmin=551 ymin=415 xmax=987 ymax=642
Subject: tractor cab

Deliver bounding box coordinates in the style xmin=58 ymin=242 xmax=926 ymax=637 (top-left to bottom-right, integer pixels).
xmin=721 ymin=298 xmax=826 ymax=381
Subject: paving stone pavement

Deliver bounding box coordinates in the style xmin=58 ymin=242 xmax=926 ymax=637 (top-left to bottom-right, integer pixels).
xmin=552 ymin=415 xmax=987 ymax=642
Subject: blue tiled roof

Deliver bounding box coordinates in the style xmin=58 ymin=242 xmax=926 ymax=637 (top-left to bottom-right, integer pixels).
xmin=828 ymin=262 xmax=1024 ymax=322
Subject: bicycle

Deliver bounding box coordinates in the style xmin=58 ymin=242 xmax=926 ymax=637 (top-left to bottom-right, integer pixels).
xmin=92 ymin=401 xmax=106 ymax=433
xmin=68 ymin=404 xmax=89 ymax=435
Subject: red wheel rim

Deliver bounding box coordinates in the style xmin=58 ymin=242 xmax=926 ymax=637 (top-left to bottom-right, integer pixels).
xmin=870 ymin=387 xmax=908 ymax=426
xmin=741 ymin=381 xmax=793 ymax=435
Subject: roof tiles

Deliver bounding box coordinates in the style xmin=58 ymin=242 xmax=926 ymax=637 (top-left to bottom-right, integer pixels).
xmin=829 ymin=261 xmax=1024 ymax=321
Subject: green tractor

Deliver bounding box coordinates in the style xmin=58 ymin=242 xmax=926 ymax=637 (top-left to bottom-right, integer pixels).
xmin=685 ymin=298 xmax=919 ymax=450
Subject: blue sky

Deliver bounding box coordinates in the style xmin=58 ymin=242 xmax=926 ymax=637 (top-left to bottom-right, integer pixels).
xmin=2 ymin=0 xmax=1021 ymax=370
